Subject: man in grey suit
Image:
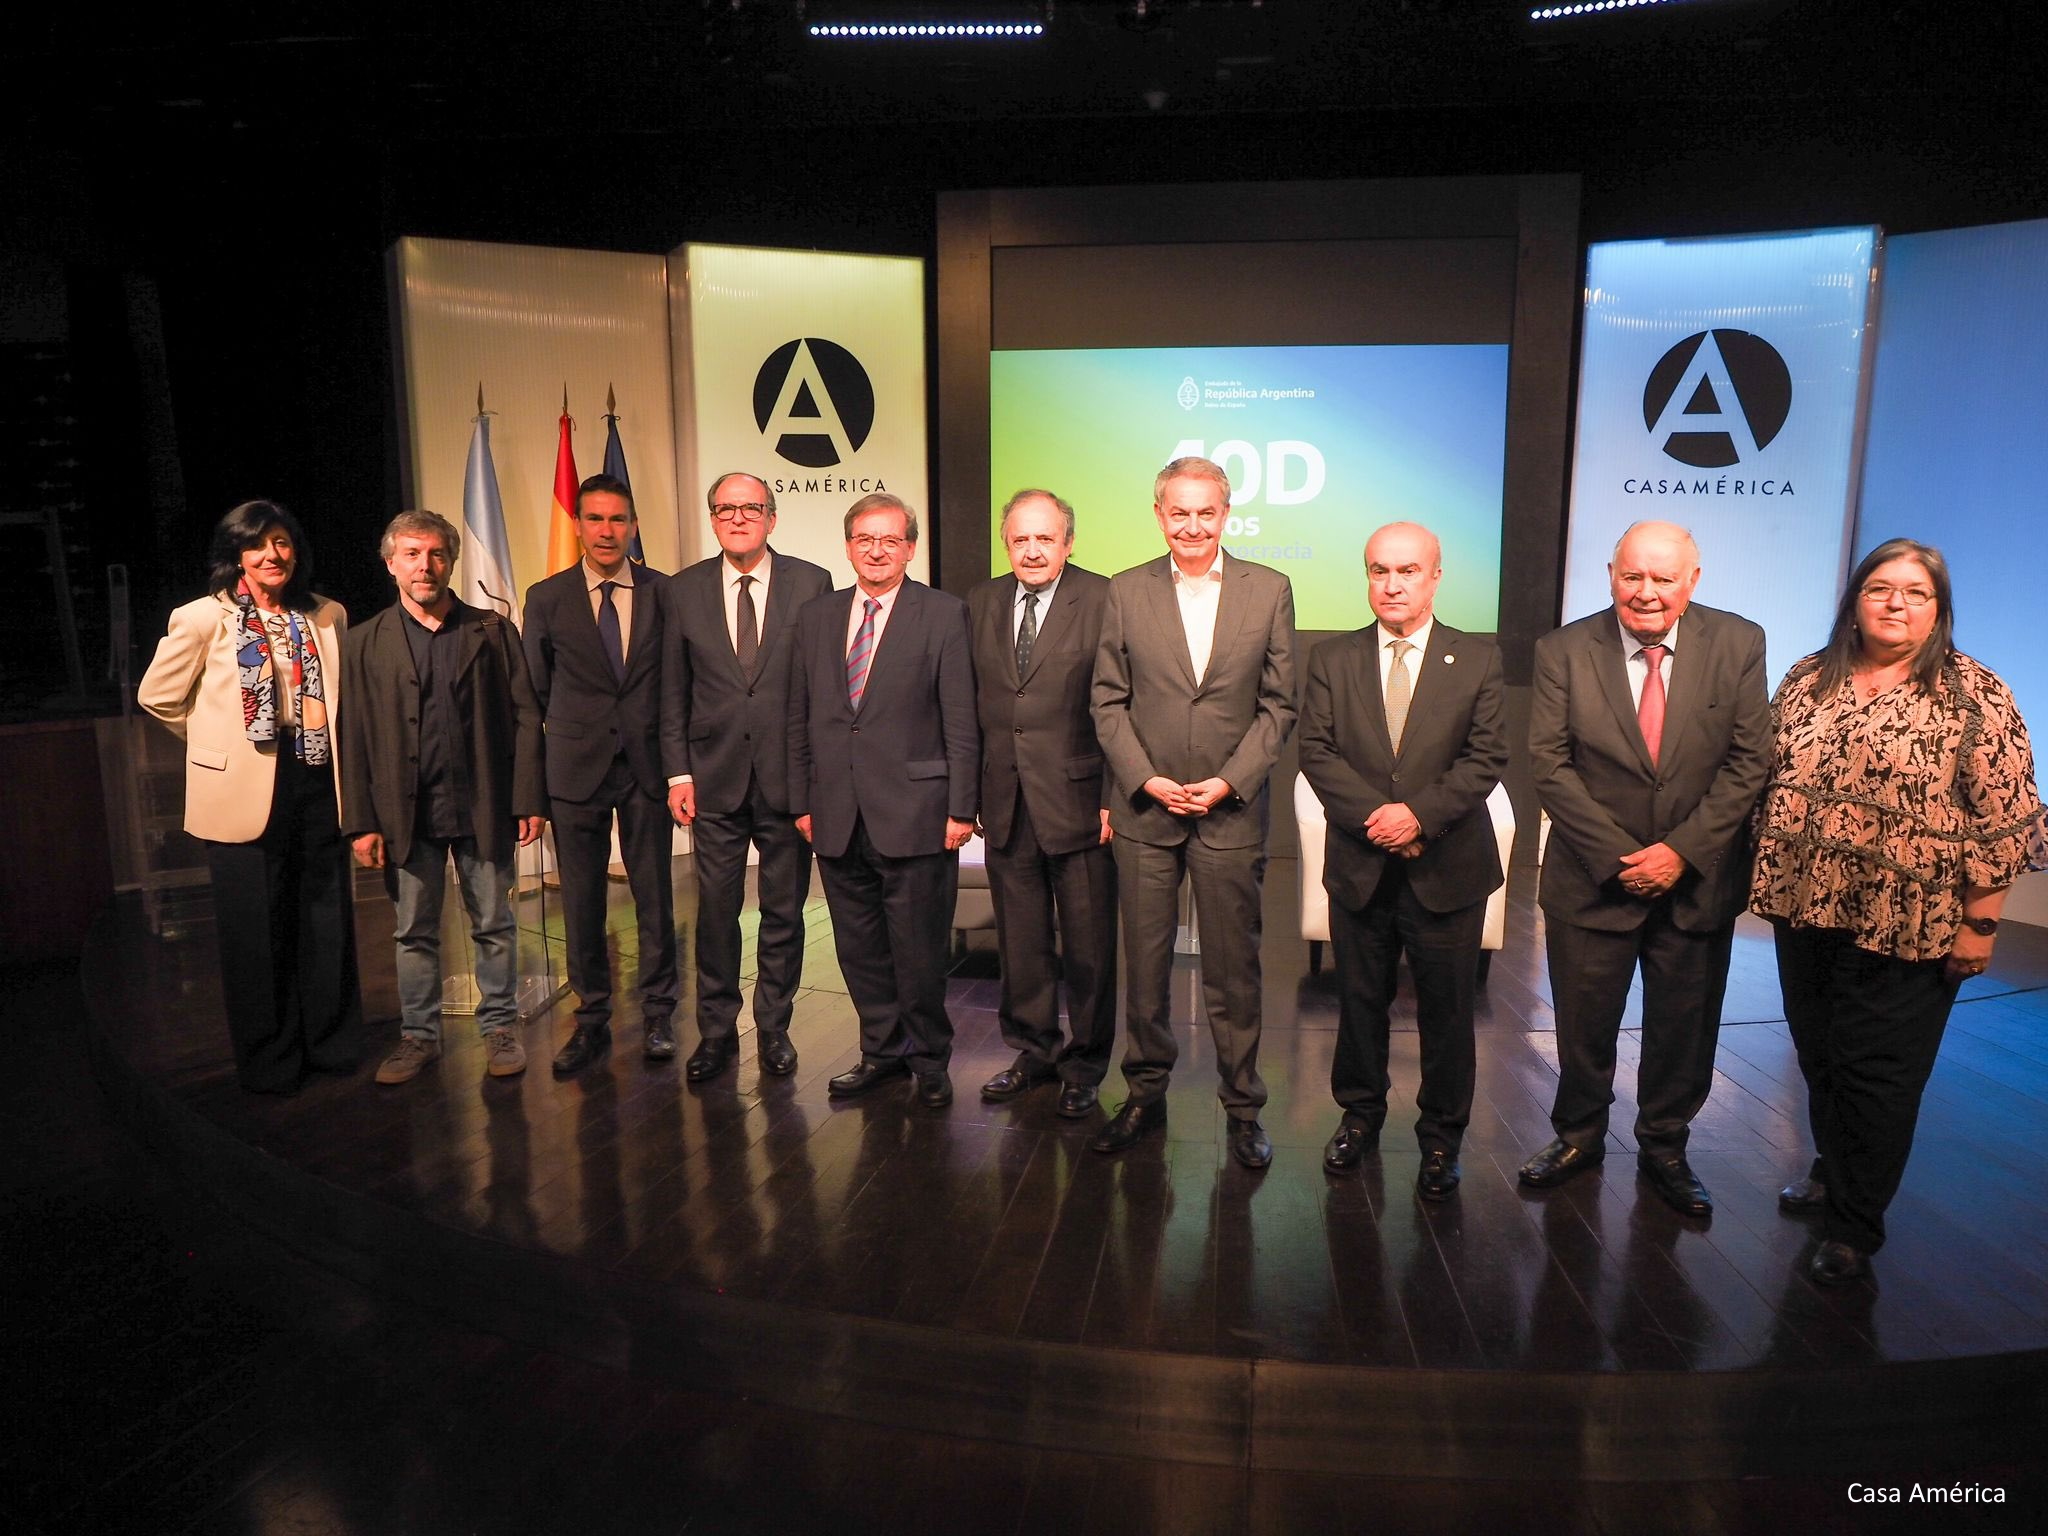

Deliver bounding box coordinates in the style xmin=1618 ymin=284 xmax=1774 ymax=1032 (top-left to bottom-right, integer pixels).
xmin=968 ymin=489 xmax=1116 ymax=1117
xmin=661 ymin=472 xmax=832 ymax=1083
xmin=1298 ymin=522 xmax=1507 ymax=1200
xmin=1518 ymin=520 xmax=1771 ymax=1217
xmin=790 ymin=494 xmax=979 ymax=1108
xmin=343 ymin=510 xmax=546 ymax=1085
xmin=1090 ymin=456 xmax=1297 ymax=1168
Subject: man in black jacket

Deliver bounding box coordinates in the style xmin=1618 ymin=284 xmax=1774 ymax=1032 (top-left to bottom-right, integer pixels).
xmin=342 ymin=510 xmax=545 ymax=1085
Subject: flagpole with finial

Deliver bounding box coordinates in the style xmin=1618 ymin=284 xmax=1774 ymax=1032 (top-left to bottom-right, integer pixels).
xmin=547 ymin=384 xmax=582 ymax=574
xmin=600 ymin=380 xmax=645 ymax=563
xmin=463 ymin=381 xmax=517 ymax=619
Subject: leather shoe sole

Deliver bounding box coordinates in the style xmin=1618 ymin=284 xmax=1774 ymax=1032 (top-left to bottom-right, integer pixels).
xmin=1638 ymin=1154 xmax=1713 ymax=1217
xmin=980 ymin=1067 xmax=1055 ymax=1102
xmin=1229 ymin=1120 xmax=1273 ymax=1171
xmin=1090 ymin=1101 xmax=1166 ymax=1154
xmin=1778 ymin=1177 xmax=1826 ymax=1213
xmin=1323 ymin=1122 xmax=1379 ymax=1172
xmin=683 ymin=1041 xmax=736 ymax=1082
xmin=1056 ymin=1083 xmax=1099 ymax=1118
xmin=827 ymin=1061 xmax=910 ymax=1099
xmin=1809 ymin=1239 xmax=1871 ymax=1285
xmin=1518 ymin=1138 xmax=1604 ymax=1188
xmin=1417 ymin=1152 xmax=1461 ymax=1202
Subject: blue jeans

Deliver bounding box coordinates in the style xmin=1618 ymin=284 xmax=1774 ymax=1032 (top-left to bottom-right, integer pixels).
xmin=386 ymin=835 xmax=517 ymax=1041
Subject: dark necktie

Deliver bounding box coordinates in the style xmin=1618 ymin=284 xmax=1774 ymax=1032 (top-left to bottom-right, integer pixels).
xmin=1638 ymin=644 xmax=1667 ymax=764
xmin=735 ymin=574 xmax=759 ymax=677
xmin=1016 ymin=590 xmax=1040 ymax=676
xmin=598 ymin=581 xmax=627 ymax=685
xmin=847 ymin=597 xmax=879 ymax=710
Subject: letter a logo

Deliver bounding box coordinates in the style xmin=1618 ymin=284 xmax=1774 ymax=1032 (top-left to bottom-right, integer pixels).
xmin=753 ymin=338 xmax=877 ymax=468
xmin=1642 ymin=329 xmax=1792 ymax=469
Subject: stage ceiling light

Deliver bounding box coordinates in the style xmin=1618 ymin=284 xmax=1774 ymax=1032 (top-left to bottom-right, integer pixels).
xmin=1530 ymin=0 xmax=1706 ymax=19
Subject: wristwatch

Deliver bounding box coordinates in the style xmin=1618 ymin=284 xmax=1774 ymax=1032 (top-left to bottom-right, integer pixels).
xmin=1962 ymin=916 xmax=2000 ymax=936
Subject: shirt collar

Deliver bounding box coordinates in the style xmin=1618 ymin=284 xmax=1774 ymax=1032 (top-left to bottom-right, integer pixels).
xmin=1382 ymin=616 xmax=1434 ymax=656
xmin=1171 ymin=549 xmax=1226 ymax=586
xmin=1016 ymin=571 xmax=1062 ymax=607
xmin=1616 ymin=609 xmax=1680 ymax=656
xmin=584 ymin=559 xmax=635 ymax=592
xmin=724 ymin=552 xmax=771 ymax=590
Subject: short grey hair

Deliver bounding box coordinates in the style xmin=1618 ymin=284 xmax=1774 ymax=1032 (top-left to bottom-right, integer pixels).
xmin=1153 ymin=455 xmax=1231 ymax=507
xmin=706 ymin=471 xmax=776 ymax=516
xmin=843 ymin=492 xmax=919 ymax=543
xmin=380 ymin=510 xmax=461 ymax=565
xmin=999 ymin=488 xmax=1076 ymax=543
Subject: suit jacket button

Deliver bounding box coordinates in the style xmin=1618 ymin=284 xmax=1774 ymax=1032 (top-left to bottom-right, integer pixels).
xmin=1014 ymin=727 xmax=1023 ymax=735
xmin=1016 ymin=689 xmax=1025 ymax=698
xmin=852 ymin=726 xmax=860 ymax=734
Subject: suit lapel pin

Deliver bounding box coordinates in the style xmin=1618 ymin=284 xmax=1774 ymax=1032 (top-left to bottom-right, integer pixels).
xmin=1443 ymin=654 xmax=1455 ymax=664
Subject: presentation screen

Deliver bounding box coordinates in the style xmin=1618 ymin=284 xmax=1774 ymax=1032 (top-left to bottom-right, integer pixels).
xmin=989 ymin=343 xmax=1509 ymax=632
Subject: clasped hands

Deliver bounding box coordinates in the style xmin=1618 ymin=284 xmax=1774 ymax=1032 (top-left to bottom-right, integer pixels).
xmin=1364 ymin=802 xmax=1426 ymax=860
xmin=1618 ymin=841 xmax=1685 ymax=899
xmin=1144 ymin=776 xmax=1233 ymax=818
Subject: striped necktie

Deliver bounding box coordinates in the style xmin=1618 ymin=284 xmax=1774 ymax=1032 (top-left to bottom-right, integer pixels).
xmin=846 ymin=597 xmax=879 ymax=710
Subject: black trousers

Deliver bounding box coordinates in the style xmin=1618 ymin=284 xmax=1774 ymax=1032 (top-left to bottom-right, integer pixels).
xmin=1545 ymin=902 xmax=1733 ymax=1157
xmin=817 ymin=816 xmax=959 ymax=1078
xmin=1328 ymin=862 xmax=1483 ymax=1155
xmin=551 ymin=755 xmax=678 ymax=1032
xmin=690 ymin=776 xmax=812 ymax=1042
xmin=202 ymin=750 xmax=361 ymax=1092
xmin=1774 ymin=923 xmax=1958 ymax=1254
xmin=985 ymin=794 xmax=1118 ymax=1086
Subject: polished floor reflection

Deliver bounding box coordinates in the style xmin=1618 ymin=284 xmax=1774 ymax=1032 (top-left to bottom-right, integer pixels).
xmin=92 ymin=853 xmax=2048 ymax=1378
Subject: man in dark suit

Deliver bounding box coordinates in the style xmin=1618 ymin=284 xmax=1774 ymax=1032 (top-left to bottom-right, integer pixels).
xmin=789 ymin=493 xmax=979 ymax=1107
xmin=1298 ymin=522 xmax=1507 ymax=1200
xmin=343 ymin=510 xmax=546 ymax=1084
xmin=522 ymin=472 xmax=678 ymax=1075
xmin=661 ymin=471 xmax=832 ymax=1083
xmin=1090 ymin=456 xmax=1297 ymax=1168
xmin=1519 ymin=520 xmax=1771 ymax=1216
xmin=968 ymin=489 xmax=1116 ymax=1117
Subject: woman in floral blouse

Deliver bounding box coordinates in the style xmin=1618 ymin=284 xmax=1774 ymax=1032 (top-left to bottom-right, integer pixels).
xmin=1751 ymin=537 xmax=2045 ymax=1285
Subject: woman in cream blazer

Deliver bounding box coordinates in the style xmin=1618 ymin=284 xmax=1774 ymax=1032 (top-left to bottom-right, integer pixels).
xmin=138 ymin=500 xmax=361 ymax=1092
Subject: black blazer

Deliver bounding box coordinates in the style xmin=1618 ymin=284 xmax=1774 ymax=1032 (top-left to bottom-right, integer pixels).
xmin=1298 ymin=621 xmax=1508 ymax=915
xmin=660 ymin=549 xmax=831 ymax=814
xmin=968 ymin=566 xmax=1110 ymax=857
xmin=1530 ymin=602 xmax=1772 ymax=933
xmin=522 ymin=562 xmax=668 ymax=804
xmin=789 ymin=579 xmax=979 ymax=860
xmin=338 ymin=601 xmax=545 ymax=868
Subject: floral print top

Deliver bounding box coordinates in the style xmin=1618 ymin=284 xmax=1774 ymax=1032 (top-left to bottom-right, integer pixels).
xmin=1751 ymin=650 xmax=2047 ymax=961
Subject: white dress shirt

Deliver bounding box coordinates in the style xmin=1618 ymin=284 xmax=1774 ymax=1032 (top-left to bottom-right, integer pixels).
xmin=846 ymin=579 xmax=905 ymax=658
xmin=1617 ymin=610 xmax=1682 ymax=709
xmin=583 ymin=558 xmax=638 ymax=662
xmin=1011 ymin=570 xmax=1063 ymax=646
xmin=1377 ymin=615 xmax=1435 ymax=695
xmin=723 ymin=551 xmax=773 ymax=654
xmin=1172 ymin=550 xmax=1226 ymax=685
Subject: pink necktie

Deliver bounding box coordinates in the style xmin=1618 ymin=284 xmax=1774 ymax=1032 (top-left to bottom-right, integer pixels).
xmin=1638 ymin=644 xmax=1667 ymax=765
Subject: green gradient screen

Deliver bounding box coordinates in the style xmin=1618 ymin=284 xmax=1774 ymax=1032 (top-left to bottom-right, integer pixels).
xmin=990 ymin=345 xmax=1508 ymax=631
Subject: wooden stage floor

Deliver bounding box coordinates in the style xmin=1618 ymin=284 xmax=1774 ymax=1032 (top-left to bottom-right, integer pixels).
xmin=83 ymin=856 xmax=2048 ymax=1486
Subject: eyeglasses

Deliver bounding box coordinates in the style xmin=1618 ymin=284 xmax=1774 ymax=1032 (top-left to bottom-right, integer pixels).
xmin=1859 ymin=582 xmax=1936 ymax=608
xmin=711 ymin=502 xmax=770 ymax=522
xmin=850 ymin=535 xmax=908 ymax=554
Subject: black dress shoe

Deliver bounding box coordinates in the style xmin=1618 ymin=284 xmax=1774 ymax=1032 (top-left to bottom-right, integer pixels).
xmin=1228 ymin=1118 xmax=1273 ymax=1171
xmin=1517 ymin=1138 xmax=1604 ymax=1188
xmin=1323 ymin=1121 xmax=1379 ymax=1172
xmin=1056 ymin=1082 xmax=1099 ymax=1119
xmin=1638 ymin=1152 xmax=1713 ymax=1217
xmin=980 ymin=1066 xmax=1055 ymax=1102
xmin=684 ymin=1036 xmax=735 ymax=1082
xmin=758 ymin=1032 xmax=798 ymax=1076
xmin=1809 ymin=1239 xmax=1871 ymax=1286
xmin=644 ymin=1019 xmax=678 ymax=1062
xmin=915 ymin=1073 xmax=954 ymax=1109
xmin=552 ymin=1024 xmax=611 ymax=1076
xmin=1090 ymin=1099 xmax=1166 ymax=1153
xmin=1778 ymin=1176 xmax=1826 ymax=1213
xmin=1417 ymin=1150 xmax=1462 ymax=1202
xmin=827 ymin=1060 xmax=910 ymax=1098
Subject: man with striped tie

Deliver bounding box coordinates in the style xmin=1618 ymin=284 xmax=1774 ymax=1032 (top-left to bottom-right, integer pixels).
xmin=789 ymin=494 xmax=979 ymax=1108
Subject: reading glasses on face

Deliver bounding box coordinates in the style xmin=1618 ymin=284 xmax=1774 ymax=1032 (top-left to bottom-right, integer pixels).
xmin=1860 ymin=583 xmax=1935 ymax=608
xmin=712 ymin=502 xmax=770 ymax=522
xmin=850 ymin=535 xmax=907 ymax=553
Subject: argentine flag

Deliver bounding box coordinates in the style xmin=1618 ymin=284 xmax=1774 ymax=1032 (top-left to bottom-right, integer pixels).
xmin=464 ymin=410 xmax=519 ymax=626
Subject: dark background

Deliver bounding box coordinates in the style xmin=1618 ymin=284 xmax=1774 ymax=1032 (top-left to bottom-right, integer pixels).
xmin=2 ymin=0 xmax=2042 ymax=715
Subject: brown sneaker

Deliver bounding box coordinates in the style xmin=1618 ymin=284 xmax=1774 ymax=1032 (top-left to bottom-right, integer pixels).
xmin=375 ymin=1036 xmax=439 ymax=1085
xmin=484 ymin=1029 xmax=527 ymax=1078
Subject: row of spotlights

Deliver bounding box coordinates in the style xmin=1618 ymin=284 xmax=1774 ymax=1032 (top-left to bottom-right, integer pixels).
xmin=1531 ymin=0 xmax=1680 ymax=19
xmin=810 ymin=23 xmax=1046 ymax=36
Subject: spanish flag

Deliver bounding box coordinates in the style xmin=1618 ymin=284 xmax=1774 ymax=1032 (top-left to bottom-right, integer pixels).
xmin=546 ymin=399 xmax=581 ymax=575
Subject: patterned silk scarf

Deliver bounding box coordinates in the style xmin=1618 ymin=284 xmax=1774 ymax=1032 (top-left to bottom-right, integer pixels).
xmin=234 ymin=582 xmax=331 ymax=766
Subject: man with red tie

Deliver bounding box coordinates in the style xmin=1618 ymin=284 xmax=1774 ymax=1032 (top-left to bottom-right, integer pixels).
xmin=1517 ymin=521 xmax=1770 ymax=1217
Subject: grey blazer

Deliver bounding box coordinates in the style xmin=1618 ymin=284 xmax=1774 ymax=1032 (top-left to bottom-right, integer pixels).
xmin=1091 ymin=554 xmax=1297 ymax=849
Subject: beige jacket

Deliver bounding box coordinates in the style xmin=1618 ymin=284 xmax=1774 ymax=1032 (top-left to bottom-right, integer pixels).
xmin=138 ymin=592 xmax=348 ymax=842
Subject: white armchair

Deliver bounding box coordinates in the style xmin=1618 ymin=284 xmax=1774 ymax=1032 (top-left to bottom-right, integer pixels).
xmin=1294 ymin=774 xmax=1516 ymax=982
